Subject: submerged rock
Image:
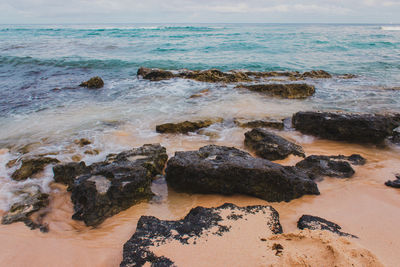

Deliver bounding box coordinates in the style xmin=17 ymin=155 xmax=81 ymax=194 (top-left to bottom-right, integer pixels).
xmin=74 ymin=138 xmax=91 ymax=147
xmin=137 ymin=67 xmax=174 ymax=81
xmin=165 ymin=145 xmax=319 ymax=202
xmin=156 ymin=119 xmax=222 ymax=134
xmin=297 ymin=215 xmax=357 ymax=238
xmin=385 ymin=174 xmax=400 ymax=188
xmin=234 ymin=118 xmax=284 ymax=130
xmin=79 ymin=76 xmax=104 ymax=89
xmin=237 ymin=83 xmax=315 ymax=99
xmin=292 ymin=111 xmax=400 ymax=144
xmin=69 ymin=144 xmax=168 ymax=226
xmin=120 ymin=203 xmax=282 ymax=267
xmin=295 ymin=154 xmax=366 ymax=179
xmin=1 ymin=184 xmax=49 ymax=232
xmin=12 ymin=157 xmax=60 ymax=181
xmin=244 ymin=128 xmax=305 ymax=160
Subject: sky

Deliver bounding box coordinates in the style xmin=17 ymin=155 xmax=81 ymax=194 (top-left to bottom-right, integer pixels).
xmin=1 ymin=0 xmax=400 ymax=24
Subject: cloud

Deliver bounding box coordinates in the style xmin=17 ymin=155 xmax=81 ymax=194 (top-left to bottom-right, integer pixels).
xmin=0 ymin=0 xmax=399 ymax=24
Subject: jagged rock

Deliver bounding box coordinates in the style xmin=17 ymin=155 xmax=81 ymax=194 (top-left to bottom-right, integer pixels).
xmin=297 ymin=215 xmax=357 ymax=238
xmin=292 ymin=111 xmax=400 ymax=143
xmin=301 ymin=70 xmax=332 ymax=79
xmin=234 ymin=118 xmax=284 ymax=130
xmin=385 ymin=174 xmax=400 ymax=188
xmin=295 ymin=154 xmax=366 ymax=179
xmin=237 ymin=83 xmax=315 ymax=99
xmin=12 ymin=157 xmax=60 ymax=181
xmin=1 ymin=184 xmax=49 ymax=232
xmin=53 ymin=161 xmax=91 ymax=189
xmin=244 ymin=128 xmax=305 ymax=160
xmin=137 ymin=67 xmax=174 ymax=81
xmin=180 ymin=69 xmax=251 ymax=83
xmin=70 ymin=144 xmax=168 ymax=226
xmin=79 ymin=76 xmax=104 ymax=89
xmin=165 ymin=145 xmax=319 ymax=202
xmin=156 ymin=119 xmax=222 ymax=134
xmin=120 ymin=203 xmax=282 ymax=267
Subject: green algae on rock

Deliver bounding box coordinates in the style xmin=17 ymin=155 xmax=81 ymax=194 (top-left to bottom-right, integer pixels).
xmin=79 ymin=76 xmax=104 ymax=89
xmin=12 ymin=157 xmax=60 ymax=181
xmin=237 ymin=83 xmax=315 ymax=99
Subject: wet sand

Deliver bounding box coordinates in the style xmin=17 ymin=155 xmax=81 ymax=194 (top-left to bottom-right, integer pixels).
xmin=0 ymin=130 xmax=400 ymax=266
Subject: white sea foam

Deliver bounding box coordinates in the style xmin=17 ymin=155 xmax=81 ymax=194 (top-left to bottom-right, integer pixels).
xmin=381 ymin=26 xmax=400 ymax=31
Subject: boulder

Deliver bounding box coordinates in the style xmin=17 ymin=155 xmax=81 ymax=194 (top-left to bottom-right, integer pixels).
xmin=234 ymin=118 xmax=284 ymax=130
xmin=120 ymin=203 xmax=282 ymax=267
xmin=385 ymin=174 xmax=400 ymax=188
xmin=137 ymin=67 xmax=174 ymax=81
xmin=12 ymin=157 xmax=60 ymax=181
xmin=297 ymin=215 xmax=357 ymax=238
xmin=244 ymin=128 xmax=305 ymax=160
xmin=53 ymin=161 xmax=91 ymax=189
xmin=1 ymin=184 xmax=49 ymax=232
xmin=301 ymin=70 xmax=332 ymax=79
xmin=292 ymin=111 xmax=400 ymax=143
xmin=295 ymin=154 xmax=366 ymax=179
xmin=237 ymin=83 xmax=315 ymax=99
xmin=156 ymin=119 xmax=222 ymax=134
xmin=79 ymin=76 xmax=104 ymax=89
xmin=165 ymin=145 xmax=319 ymax=202
xmin=70 ymin=144 xmax=168 ymax=226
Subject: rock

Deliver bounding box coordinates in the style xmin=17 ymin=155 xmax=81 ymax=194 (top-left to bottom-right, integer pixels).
xmin=6 ymin=159 xmax=17 ymax=168
xmin=53 ymin=161 xmax=91 ymax=189
xmin=71 ymin=155 xmax=82 ymax=162
xmin=234 ymin=118 xmax=284 ymax=130
xmin=156 ymin=119 xmax=222 ymax=134
xmin=79 ymin=76 xmax=104 ymax=89
xmin=70 ymin=144 xmax=168 ymax=226
xmin=295 ymin=155 xmax=361 ymax=179
xmin=165 ymin=145 xmax=319 ymax=202
xmin=237 ymin=83 xmax=315 ymax=99
xmin=1 ymin=184 xmax=49 ymax=232
xmin=292 ymin=111 xmax=400 ymax=144
xmin=120 ymin=203 xmax=282 ymax=267
xmin=389 ymin=126 xmax=400 ymax=144
xmin=385 ymin=174 xmax=400 ymax=188
xmin=301 ymin=70 xmax=332 ymax=79
xmin=74 ymin=138 xmax=91 ymax=147
xmin=137 ymin=67 xmax=175 ymax=81
xmin=297 ymin=215 xmax=357 ymax=238
xmin=12 ymin=157 xmax=60 ymax=181
xmin=189 ymin=88 xmax=210 ymax=98
xmin=244 ymin=128 xmax=305 ymax=160
xmin=180 ymin=69 xmax=251 ymax=83
xmin=84 ymin=149 xmax=100 ymax=155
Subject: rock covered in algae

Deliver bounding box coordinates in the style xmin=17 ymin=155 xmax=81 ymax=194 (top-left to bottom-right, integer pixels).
xmin=237 ymin=83 xmax=315 ymax=99
xmin=79 ymin=76 xmax=104 ymax=89
xmin=12 ymin=157 xmax=60 ymax=181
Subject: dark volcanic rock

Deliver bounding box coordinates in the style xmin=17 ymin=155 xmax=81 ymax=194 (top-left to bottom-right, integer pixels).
xmin=137 ymin=67 xmax=174 ymax=81
xmin=237 ymin=83 xmax=315 ymax=99
xmin=53 ymin=161 xmax=91 ymax=189
xmin=292 ymin=111 xmax=400 ymax=144
xmin=120 ymin=203 xmax=282 ymax=267
xmin=297 ymin=215 xmax=357 ymax=238
xmin=385 ymin=174 xmax=400 ymax=188
xmin=389 ymin=126 xmax=400 ymax=144
xmin=165 ymin=145 xmax=319 ymax=202
xmin=1 ymin=184 xmax=49 ymax=232
xmin=156 ymin=119 xmax=222 ymax=134
xmin=69 ymin=144 xmax=168 ymax=226
xmin=244 ymin=128 xmax=305 ymax=160
xmin=12 ymin=157 xmax=60 ymax=181
xmin=295 ymin=154 xmax=366 ymax=179
xmin=79 ymin=76 xmax=104 ymax=89
xmin=234 ymin=118 xmax=284 ymax=130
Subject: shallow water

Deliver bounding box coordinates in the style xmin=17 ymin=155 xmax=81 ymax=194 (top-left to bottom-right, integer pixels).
xmin=0 ymin=23 xmax=400 ymax=266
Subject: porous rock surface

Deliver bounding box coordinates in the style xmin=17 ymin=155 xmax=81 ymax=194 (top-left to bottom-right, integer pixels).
xmin=297 ymin=215 xmax=357 ymax=238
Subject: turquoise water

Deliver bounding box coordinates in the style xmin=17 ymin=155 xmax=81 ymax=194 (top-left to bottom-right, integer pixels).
xmin=0 ymin=23 xmax=400 ymax=144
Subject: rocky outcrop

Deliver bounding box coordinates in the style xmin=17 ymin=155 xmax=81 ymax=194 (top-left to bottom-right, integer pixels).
xmin=385 ymin=174 xmax=400 ymax=188
xmin=1 ymin=184 xmax=49 ymax=232
xmin=301 ymin=70 xmax=332 ymax=79
xmin=244 ymin=128 xmax=305 ymax=160
xmin=53 ymin=144 xmax=168 ymax=227
xmin=165 ymin=145 xmax=319 ymax=202
xmin=137 ymin=67 xmax=174 ymax=81
xmin=292 ymin=111 xmax=400 ymax=143
xmin=120 ymin=203 xmax=282 ymax=267
xmin=295 ymin=154 xmax=366 ymax=179
xmin=234 ymin=118 xmax=284 ymax=130
xmin=156 ymin=119 xmax=222 ymax=134
xmin=12 ymin=157 xmax=60 ymax=181
xmin=79 ymin=76 xmax=104 ymax=89
xmin=297 ymin=215 xmax=357 ymax=238
xmin=237 ymin=83 xmax=315 ymax=99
